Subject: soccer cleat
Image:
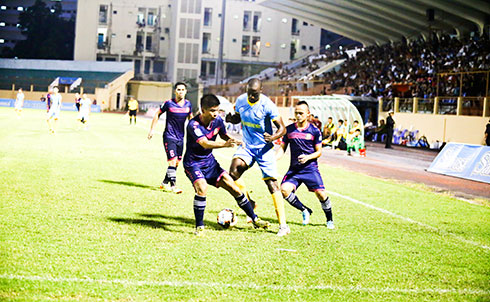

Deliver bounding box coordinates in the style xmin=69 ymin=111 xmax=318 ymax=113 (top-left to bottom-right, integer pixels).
xmin=252 ymin=218 xmax=270 ymax=229
xmin=194 ymin=226 xmax=205 ymax=236
xmin=277 ymin=225 xmax=290 ymax=237
xmin=160 ymin=182 xmax=171 ymax=191
xmin=326 ymin=221 xmax=335 ymax=229
xmin=302 ymin=208 xmax=313 ymax=225
xmin=171 ymin=186 xmax=183 ymax=194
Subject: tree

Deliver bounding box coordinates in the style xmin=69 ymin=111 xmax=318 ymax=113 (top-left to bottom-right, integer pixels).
xmin=11 ymin=0 xmax=75 ymax=60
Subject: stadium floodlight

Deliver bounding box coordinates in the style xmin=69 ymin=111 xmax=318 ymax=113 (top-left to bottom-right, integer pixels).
xmin=0 ymin=6 xmax=6 ymax=10
xmin=0 ymin=22 xmax=5 ymax=27
xmin=17 ymin=6 xmax=23 ymax=11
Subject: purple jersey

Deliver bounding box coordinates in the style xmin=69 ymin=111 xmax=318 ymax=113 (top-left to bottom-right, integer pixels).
xmin=282 ymin=122 xmax=322 ymax=170
xmin=183 ymin=114 xmax=227 ymax=167
xmin=159 ymin=99 xmax=192 ymax=140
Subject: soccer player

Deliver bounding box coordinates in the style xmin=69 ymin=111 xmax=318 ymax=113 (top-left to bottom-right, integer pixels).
xmin=46 ymin=86 xmax=62 ymax=134
xmin=127 ymin=96 xmax=139 ymax=125
xmin=184 ymin=94 xmax=270 ymax=235
xmin=78 ymin=93 xmax=91 ymax=130
xmin=14 ymin=88 xmax=24 ymax=117
xmin=226 ymin=78 xmax=289 ymax=236
xmin=148 ymin=82 xmax=193 ymax=194
xmin=276 ymin=101 xmax=334 ymax=229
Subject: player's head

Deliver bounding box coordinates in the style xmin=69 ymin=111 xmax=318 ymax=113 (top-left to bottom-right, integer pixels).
xmin=353 ymin=120 xmax=359 ymax=126
xmin=200 ymin=94 xmax=220 ymax=120
xmin=82 ymin=93 xmax=87 ymax=99
xmin=174 ymin=82 xmax=187 ymax=100
xmin=328 ymin=116 xmax=333 ymax=123
xmin=338 ymin=119 xmax=344 ymax=125
xmin=53 ymin=86 xmax=59 ymax=93
xmin=18 ymin=88 xmax=22 ymax=92
xmin=247 ymin=78 xmax=262 ymax=103
xmin=294 ymin=101 xmax=310 ymax=123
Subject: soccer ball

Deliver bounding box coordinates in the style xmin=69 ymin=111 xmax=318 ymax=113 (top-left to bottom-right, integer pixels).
xmin=217 ymin=208 xmax=237 ymax=228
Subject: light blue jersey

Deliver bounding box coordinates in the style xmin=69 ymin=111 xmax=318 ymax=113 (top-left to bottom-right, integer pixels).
xmin=234 ymin=93 xmax=279 ymax=149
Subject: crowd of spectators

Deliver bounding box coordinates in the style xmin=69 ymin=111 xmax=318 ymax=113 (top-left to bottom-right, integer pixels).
xmin=320 ymin=34 xmax=489 ymax=99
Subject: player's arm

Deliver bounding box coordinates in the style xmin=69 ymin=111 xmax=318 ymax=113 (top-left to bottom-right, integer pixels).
xmin=147 ymin=108 xmax=162 ymax=140
xmin=275 ymin=141 xmax=287 ymax=160
xmin=264 ymin=116 xmax=286 ymax=143
xmin=226 ymin=112 xmax=241 ymax=124
xmin=298 ymin=143 xmax=322 ymax=164
xmin=197 ymin=136 xmax=238 ymax=149
xmin=219 ymin=132 xmax=242 ymax=146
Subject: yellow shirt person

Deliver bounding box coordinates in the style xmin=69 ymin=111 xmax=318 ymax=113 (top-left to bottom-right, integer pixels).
xmin=127 ymin=97 xmax=139 ymax=125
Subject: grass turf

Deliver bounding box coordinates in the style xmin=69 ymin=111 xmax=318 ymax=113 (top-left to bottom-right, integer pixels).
xmin=0 ymin=107 xmax=489 ymax=301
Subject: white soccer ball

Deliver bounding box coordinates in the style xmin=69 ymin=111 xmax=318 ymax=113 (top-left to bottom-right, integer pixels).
xmin=217 ymin=208 xmax=237 ymax=228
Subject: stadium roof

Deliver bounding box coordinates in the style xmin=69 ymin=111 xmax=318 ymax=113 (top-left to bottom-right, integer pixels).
xmin=259 ymin=0 xmax=490 ymax=46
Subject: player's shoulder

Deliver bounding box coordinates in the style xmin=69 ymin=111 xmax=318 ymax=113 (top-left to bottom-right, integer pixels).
xmin=286 ymin=123 xmax=296 ymax=133
xmin=309 ymin=123 xmax=322 ymax=133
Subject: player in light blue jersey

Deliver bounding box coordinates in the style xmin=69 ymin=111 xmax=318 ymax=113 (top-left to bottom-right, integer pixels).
xmin=47 ymin=86 xmax=62 ymax=134
xmin=226 ymin=78 xmax=290 ymax=236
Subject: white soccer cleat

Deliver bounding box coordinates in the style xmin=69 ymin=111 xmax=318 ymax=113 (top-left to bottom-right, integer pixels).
xmin=194 ymin=226 xmax=205 ymax=236
xmin=277 ymin=225 xmax=290 ymax=237
xmin=302 ymin=209 xmax=311 ymax=225
xmin=326 ymin=221 xmax=335 ymax=229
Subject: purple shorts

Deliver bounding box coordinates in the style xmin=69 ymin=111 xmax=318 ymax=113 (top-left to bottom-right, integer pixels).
xmin=184 ymin=158 xmax=227 ymax=187
xmin=281 ymin=167 xmax=325 ymax=192
xmin=164 ymin=137 xmax=183 ymax=161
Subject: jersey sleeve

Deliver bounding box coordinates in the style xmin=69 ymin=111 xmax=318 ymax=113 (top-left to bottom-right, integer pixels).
xmin=266 ymin=98 xmax=280 ymax=121
xmin=314 ymin=127 xmax=322 ymax=146
xmin=282 ymin=128 xmax=290 ymax=148
xmin=188 ymin=120 xmax=205 ymax=142
xmin=159 ymin=101 xmax=168 ymax=114
xmin=217 ymin=117 xmax=227 ymax=136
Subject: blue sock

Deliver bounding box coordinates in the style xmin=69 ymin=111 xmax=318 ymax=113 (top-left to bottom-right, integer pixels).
xmin=193 ymin=195 xmax=206 ymax=227
xmin=235 ymin=194 xmax=257 ymax=220
xmin=321 ymin=197 xmax=333 ymax=222
xmin=285 ymin=192 xmax=308 ymax=212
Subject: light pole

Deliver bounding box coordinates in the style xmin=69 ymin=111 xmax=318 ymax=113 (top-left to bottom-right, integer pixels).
xmin=216 ymin=0 xmax=226 ymax=85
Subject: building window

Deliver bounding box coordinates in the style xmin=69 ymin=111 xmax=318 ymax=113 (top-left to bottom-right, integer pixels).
xmin=202 ymin=32 xmax=211 ymax=53
xmin=148 ymin=9 xmax=156 ymax=26
xmin=137 ymin=8 xmax=145 ymax=27
xmin=204 ymin=8 xmax=212 ymax=26
xmin=253 ymin=12 xmax=261 ymax=32
xmin=252 ymin=36 xmax=261 ymax=56
xmin=146 ymin=35 xmax=152 ymax=51
xmin=97 ymin=33 xmax=105 ymax=49
xmin=136 ymin=33 xmax=143 ymax=52
xmin=292 ymin=18 xmax=299 ymax=35
xmin=241 ymin=35 xmax=250 ymax=56
xmin=144 ymin=60 xmax=151 ymax=74
xmin=134 ymin=60 xmax=141 ymax=74
xmin=99 ymin=5 xmax=107 ymax=24
xmin=208 ymin=61 xmax=216 ymax=76
xmin=200 ymin=61 xmax=207 ymax=77
xmin=154 ymin=60 xmax=164 ymax=73
xmin=243 ymin=11 xmax=251 ymax=31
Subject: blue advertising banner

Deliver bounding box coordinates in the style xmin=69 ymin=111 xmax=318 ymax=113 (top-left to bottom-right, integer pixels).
xmin=0 ymin=98 xmax=100 ymax=113
xmin=428 ymin=142 xmax=490 ymax=184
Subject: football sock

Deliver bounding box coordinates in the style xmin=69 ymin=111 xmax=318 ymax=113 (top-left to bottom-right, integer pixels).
xmin=285 ymin=192 xmax=307 ymax=212
xmin=234 ymin=178 xmax=249 ymax=198
xmin=271 ymin=191 xmax=287 ymax=226
xmin=235 ymin=194 xmax=257 ymax=220
xmin=193 ymin=195 xmax=206 ymax=227
xmin=167 ymin=166 xmax=177 ymax=186
xmin=321 ymin=197 xmax=333 ymax=222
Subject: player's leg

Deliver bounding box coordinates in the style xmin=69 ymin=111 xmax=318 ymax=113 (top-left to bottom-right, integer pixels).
xmin=229 ymin=146 xmax=254 ymax=203
xmin=218 ymin=173 xmax=269 ymax=229
xmin=281 ymin=178 xmax=313 ymax=225
xmin=192 ymin=179 xmax=207 ymax=235
xmin=314 ymin=189 xmax=334 ymax=229
xmin=257 ymin=148 xmax=289 ymax=236
xmin=161 ymin=139 xmax=182 ymax=193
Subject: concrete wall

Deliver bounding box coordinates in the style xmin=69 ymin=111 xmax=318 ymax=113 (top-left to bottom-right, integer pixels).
xmin=379 ymin=112 xmax=489 ymax=145
xmin=128 ymin=81 xmax=173 ymax=102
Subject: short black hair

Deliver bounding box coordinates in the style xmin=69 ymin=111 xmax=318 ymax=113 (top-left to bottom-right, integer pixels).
xmin=174 ymin=82 xmax=187 ymax=89
xmin=355 ymin=128 xmax=361 ymax=132
xmin=353 ymin=120 xmax=359 ymax=124
xmin=296 ymin=100 xmax=309 ymax=108
xmin=328 ymin=116 xmax=333 ymax=119
xmin=338 ymin=119 xmax=344 ymax=124
xmin=201 ymin=94 xmax=220 ymax=109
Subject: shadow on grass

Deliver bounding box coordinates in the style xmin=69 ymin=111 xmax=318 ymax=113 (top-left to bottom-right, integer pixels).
xmin=108 ymin=217 xmax=171 ymax=230
xmin=99 ymin=179 xmax=159 ymax=191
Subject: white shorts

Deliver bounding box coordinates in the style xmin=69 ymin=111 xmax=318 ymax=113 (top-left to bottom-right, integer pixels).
xmin=47 ymin=109 xmax=60 ymax=119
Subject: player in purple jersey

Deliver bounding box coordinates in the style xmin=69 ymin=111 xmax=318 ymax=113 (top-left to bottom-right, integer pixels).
xmin=148 ymin=82 xmax=193 ymax=194
xmin=183 ymin=94 xmax=270 ymax=235
xmin=276 ymin=101 xmax=334 ymax=229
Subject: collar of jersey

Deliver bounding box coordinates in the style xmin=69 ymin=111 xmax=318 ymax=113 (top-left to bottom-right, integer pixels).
xmin=247 ymin=96 xmax=260 ymax=107
xmin=296 ymin=122 xmax=309 ymax=131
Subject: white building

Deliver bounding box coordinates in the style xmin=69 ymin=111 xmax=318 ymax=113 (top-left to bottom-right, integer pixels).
xmin=74 ymin=0 xmax=322 ymax=83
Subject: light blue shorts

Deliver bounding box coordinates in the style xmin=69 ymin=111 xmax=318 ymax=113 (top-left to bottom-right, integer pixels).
xmin=233 ymin=144 xmax=277 ymax=180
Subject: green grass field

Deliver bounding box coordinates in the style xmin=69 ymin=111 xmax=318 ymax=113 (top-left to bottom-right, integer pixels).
xmin=1 ymin=107 xmax=489 ymax=301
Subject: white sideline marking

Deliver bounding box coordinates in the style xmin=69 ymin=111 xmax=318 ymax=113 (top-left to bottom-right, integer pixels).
xmin=1 ymin=274 xmax=488 ymax=296
xmin=326 ymin=190 xmax=490 ymax=251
